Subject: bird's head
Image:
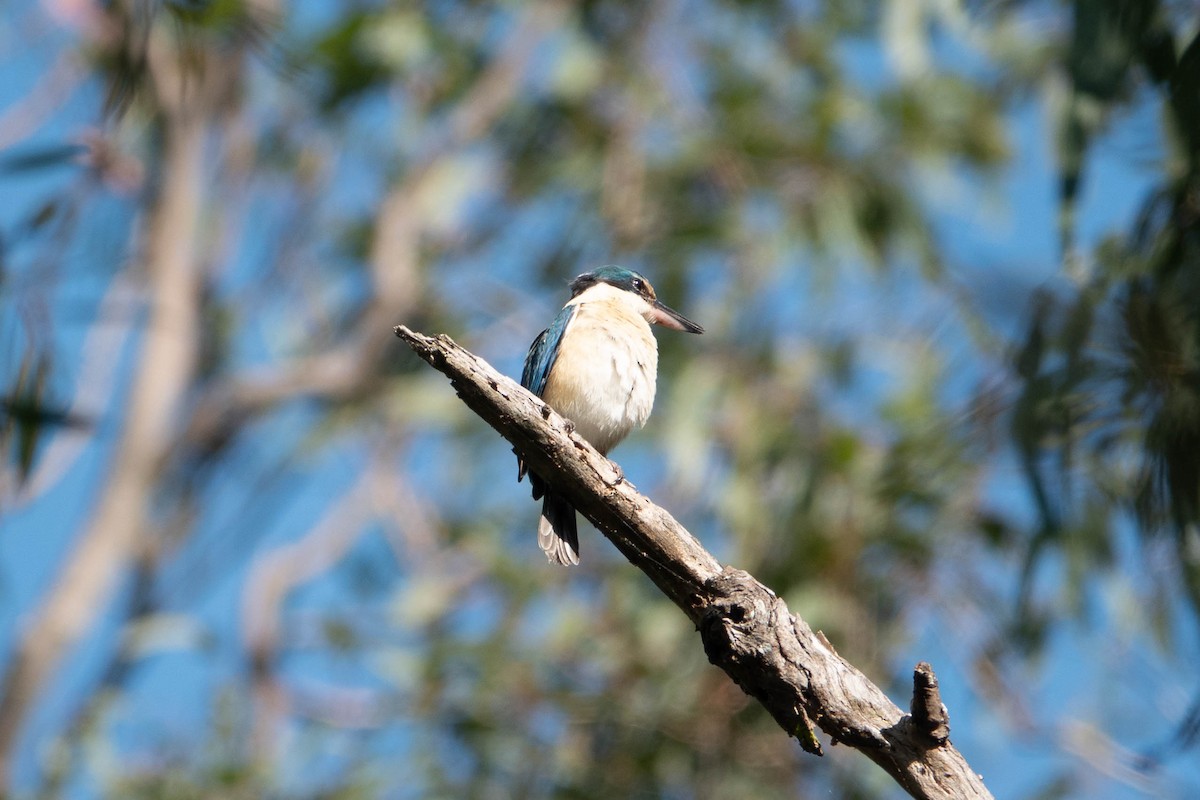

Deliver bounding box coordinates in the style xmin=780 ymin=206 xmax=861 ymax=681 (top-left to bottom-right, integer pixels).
xmin=569 ymin=266 xmax=704 ymax=334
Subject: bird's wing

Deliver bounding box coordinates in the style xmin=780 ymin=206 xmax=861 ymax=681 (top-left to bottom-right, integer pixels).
xmin=521 ymin=303 xmax=576 ymax=397
xmin=518 ymin=304 xmax=576 ymax=485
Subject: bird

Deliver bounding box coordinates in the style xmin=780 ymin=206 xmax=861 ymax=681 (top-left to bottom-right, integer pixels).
xmin=518 ymin=266 xmax=703 ymax=565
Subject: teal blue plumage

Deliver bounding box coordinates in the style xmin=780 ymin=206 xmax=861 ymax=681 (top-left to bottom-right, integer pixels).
xmin=521 ymin=304 xmax=576 ymax=398
xmin=519 ymin=304 xmax=580 ymax=565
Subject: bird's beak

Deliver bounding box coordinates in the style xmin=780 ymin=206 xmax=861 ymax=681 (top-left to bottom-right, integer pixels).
xmin=650 ymin=299 xmax=704 ymax=334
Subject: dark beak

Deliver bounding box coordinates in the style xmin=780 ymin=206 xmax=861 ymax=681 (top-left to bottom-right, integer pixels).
xmin=650 ymin=299 xmax=704 ymax=334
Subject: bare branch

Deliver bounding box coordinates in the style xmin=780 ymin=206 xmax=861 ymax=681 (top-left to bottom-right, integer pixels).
xmin=242 ymin=469 xmax=377 ymax=756
xmin=0 ymin=52 xmax=85 ymax=151
xmin=393 ymin=325 xmax=994 ymax=800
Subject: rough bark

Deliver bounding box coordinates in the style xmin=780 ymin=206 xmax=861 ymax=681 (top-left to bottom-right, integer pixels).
xmin=394 ymin=325 xmax=994 ymax=800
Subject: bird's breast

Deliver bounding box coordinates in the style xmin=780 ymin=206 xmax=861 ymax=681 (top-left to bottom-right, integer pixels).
xmin=542 ymin=301 xmax=658 ymax=455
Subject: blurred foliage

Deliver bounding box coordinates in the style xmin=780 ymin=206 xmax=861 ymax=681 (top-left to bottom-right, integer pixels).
xmin=2 ymin=0 xmax=1200 ymax=798
xmin=1012 ymin=0 xmax=1200 ymax=646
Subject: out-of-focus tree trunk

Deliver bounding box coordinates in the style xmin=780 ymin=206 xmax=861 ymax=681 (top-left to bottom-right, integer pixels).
xmin=0 ymin=31 xmax=210 ymax=784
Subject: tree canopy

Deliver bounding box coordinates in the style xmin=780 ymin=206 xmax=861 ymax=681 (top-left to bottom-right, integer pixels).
xmin=2 ymin=1 xmax=1200 ymax=797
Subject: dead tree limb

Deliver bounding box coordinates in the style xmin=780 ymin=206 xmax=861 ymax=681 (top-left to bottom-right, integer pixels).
xmin=393 ymin=325 xmax=993 ymax=800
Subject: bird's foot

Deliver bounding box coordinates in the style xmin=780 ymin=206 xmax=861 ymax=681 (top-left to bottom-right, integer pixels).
xmin=607 ymin=460 xmax=625 ymax=485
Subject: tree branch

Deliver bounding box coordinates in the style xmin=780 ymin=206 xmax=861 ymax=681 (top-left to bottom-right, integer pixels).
xmin=393 ymin=325 xmax=993 ymax=800
xmin=181 ymin=0 xmax=567 ymax=454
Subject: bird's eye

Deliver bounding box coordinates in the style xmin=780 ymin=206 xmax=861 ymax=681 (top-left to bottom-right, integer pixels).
xmin=632 ymin=278 xmax=644 ymax=292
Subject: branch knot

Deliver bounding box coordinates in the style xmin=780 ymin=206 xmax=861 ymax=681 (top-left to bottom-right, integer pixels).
xmin=699 ymin=569 xmax=823 ymax=755
xmin=909 ymin=661 xmax=951 ymax=745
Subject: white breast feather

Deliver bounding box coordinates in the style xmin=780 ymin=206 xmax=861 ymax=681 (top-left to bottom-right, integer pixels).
xmin=542 ymin=285 xmax=659 ymax=455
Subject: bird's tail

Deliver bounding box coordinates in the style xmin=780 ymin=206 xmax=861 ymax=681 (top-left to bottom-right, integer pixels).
xmin=538 ymin=493 xmax=580 ymax=566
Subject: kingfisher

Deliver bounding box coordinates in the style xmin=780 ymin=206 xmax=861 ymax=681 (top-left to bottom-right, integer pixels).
xmin=518 ymin=266 xmax=703 ymax=566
